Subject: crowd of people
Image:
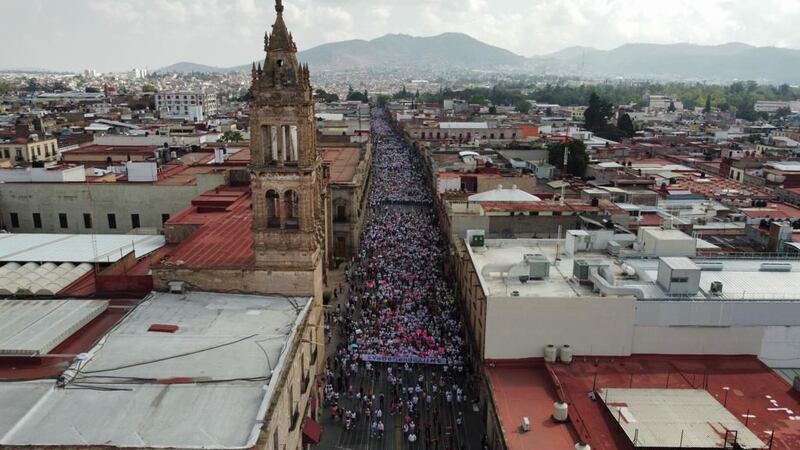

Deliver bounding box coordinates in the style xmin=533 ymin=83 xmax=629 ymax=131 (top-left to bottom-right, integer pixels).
xmin=322 ymin=108 xmax=487 ymax=449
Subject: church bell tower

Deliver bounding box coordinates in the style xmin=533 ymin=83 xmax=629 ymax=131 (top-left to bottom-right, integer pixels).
xmin=250 ymin=0 xmax=325 ymax=273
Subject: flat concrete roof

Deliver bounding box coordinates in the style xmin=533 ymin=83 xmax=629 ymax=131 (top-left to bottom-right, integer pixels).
xmin=627 ymin=258 xmax=800 ymax=300
xmin=600 ymin=388 xmax=764 ymax=448
xmin=0 ymin=291 xmax=311 ymax=449
xmin=467 ymin=239 xmax=620 ymax=298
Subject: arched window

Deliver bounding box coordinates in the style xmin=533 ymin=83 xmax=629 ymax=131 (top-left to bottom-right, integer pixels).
xmin=266 ymin=190 xmax=280 ymax=228
xmin=284 ymin=190 xmax=300 ymax=230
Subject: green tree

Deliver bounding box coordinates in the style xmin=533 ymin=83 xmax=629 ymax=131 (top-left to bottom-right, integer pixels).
xmin=488 ymin=106 xmax=497 ymax=114
xmin=667 ymin=101 xmax=676 ymax=112
xmin=514 ymin=98 xmax=532 ymax=114
xmin=583 ymin=92 xmax=613 ymax=133
xmin=219 ymin=131 xmax=244 ymax=143
xmin=547 ymin=140 xmax=590 ymax=177
xmin=142 ymin=83 xmax=158 ymax=93
xmin=346 ymin=89 xmax=368 ymax=103
xmin=377 ymin=95 xmax=390 ymax=107
xmin=85 ymin=86 xmax=101 ymax=93
xmin=314 ymin=88 xmax=339 ymax=103
xmin=617 ymin=113 xmax=636 ymax=137
xmin=775 ymin=107 xmax=792 ymax=119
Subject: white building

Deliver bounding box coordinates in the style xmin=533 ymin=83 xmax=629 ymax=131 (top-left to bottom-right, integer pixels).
xmin=461 ymin=227 xmax=800 ymax=367
xmin=154 ymin=91 xmax=218 ymax=121
xmin=648 ymin=95 xmax=673 ymax=110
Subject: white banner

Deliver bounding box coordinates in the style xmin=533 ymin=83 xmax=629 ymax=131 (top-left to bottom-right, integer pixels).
xmin=360 ymin=354 xmax=447 ymax=365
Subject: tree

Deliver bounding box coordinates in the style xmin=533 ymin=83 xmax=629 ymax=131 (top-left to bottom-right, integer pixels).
xmin=219 ymin=131 xmax=244 ymax=143
xmin=617 ymin=113 xmax=636 ymax=137
xmin=775 ymin=107 xmax=792 ymax=119
xmin=85 ymin=86 xmax=101 ymax=93
xmin=583 ymin=92 xmax=613 ymax=133
xmin=377 ymin=95 xmax=390 ymax=107
xmin=488 ymin=106 xmax=497 ymax=115
xmin=346 ymin=88 xmax=368 ymax=103
xmin=514 ymin=98 xmax=532 ymax=114
xmin=703 ymin=95 xmax=712 ymax=113
xmin=547 ymin=140 xmax=590 ymax=178
xmin=142 ymin=83 xmax=158 ymax=93
xmin=314 ymin=88 xmax=339 ymax=103
xmin=667 ymin=101 xmax=676 ymax=112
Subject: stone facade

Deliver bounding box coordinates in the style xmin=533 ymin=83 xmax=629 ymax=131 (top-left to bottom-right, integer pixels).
xmin=249 ymin=0 xmax=327 ymax=283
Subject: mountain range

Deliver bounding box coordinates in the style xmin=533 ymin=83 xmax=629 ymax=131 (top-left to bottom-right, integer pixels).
xmin=156 ymin=33 xmax=800 ymax=83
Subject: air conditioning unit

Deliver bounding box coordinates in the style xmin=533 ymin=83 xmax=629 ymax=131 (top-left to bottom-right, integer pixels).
xmin=524 ymin=253 xmax=550 ymax=279
xmin=168 ymin=281 xmax=186 ymax=294
xmin=709 ymin=281 xmax=723 ymax=295
xmin=573 ymin=259 xmax=608 ymax=283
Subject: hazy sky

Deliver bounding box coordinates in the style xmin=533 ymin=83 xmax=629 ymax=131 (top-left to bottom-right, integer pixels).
xmin=2 ymin=0 xmax=798 ymax=72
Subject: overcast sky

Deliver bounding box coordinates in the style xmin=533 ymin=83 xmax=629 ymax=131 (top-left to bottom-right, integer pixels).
xmin=2 ymin=0 xmax=798 ymax=72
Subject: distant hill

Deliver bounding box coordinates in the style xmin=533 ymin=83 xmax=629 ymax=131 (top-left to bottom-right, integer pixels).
xmin=157 ymin=36 xmax=800 ymax=83
xmin=155 ymin=61 xmax=238 ymax=74
xmin=534 ymin=42 xmax=800 ymax=83
xmin=294 ymin=32 xmax=526 ymax=71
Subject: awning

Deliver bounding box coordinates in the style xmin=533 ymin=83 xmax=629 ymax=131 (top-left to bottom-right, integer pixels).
xmin=302 ymin=417 xmax=322 ymax=445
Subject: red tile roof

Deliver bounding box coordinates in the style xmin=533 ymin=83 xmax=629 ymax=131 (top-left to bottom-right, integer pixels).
xmin=487 ymin=361 xmax=579 ymax=450
xmin=322 ymin=147 xmax=361 ymax=183
xmin=156 ymin=187 xmax=255 ymax=269
xmin=533 ymin=355 xmax=800 ymax=450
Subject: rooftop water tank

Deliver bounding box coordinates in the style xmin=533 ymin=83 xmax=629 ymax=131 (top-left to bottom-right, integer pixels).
xmin=559 ymin=345 xmax=574 ymax=364
xmin=553 ymin=401 xmax=569 ymax=422
xmin=544 ymin=345 xmax=557 ymax=363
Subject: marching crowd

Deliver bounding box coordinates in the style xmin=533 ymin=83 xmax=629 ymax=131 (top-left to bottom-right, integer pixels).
xmin=322 ymin=108 xmax=487 ymax=449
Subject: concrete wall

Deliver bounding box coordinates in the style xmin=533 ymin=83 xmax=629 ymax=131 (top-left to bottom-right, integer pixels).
xmin=256 ymin=296 xmax=325 ymax=450
xmin=153 ymin=264 xmax=324 ymax=301
xmin=632 ymin=326 xmax=764 ymax=355
xmin=0 ymin=173 xmax=225 ymax=233
xmin=484 ymin=295 xmax=637 ymax=359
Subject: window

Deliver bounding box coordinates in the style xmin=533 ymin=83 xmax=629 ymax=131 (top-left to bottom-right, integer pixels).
xmin=131 ymin=214 xmax=140 ymax=229
xmin=9 ymin=213 xmax=19 ymax=228
xmin=671 ymin=277 xmax=689 ymax=283
xmin=58 ymin=213 xmax=68 ymax=229
xmin=32 ymin=213 xmax=42 ymax=229
xmin=161 ymin=214 xmax=170 ymax=225
xmin=83 ymin=213 xmax=93 ymax=229
xmin=107 ymin=213 xmax=117 ymax=229
xmin=284 ymin=191 xmax=299 ymax=230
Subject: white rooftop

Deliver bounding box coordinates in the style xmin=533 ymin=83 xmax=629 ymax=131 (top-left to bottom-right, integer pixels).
xmin=468 ymin=185 xmax=542 ymax=203
xmin=439 ymin=122 xmax=488 ymax=129
xmin=0 ymin=234 xmax=165 ymax=263
xmin=601 ymin=388 xmax=764 ymax=448
xmin=0 ymin=299 xmax=107 ymax=355
xmin=467 ymin=239 xmax=613 ymax=298
xmin=0 ymin=291 xmax=311 ymax=449
xmin=766 ymin=161 xmax=800 ymax=172
xmin=0 ymin=262 xmax=93 ymax=296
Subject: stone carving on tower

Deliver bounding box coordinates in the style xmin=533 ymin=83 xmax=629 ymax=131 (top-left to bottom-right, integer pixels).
xmin=250 ymin=0 xmax=326 ymax=271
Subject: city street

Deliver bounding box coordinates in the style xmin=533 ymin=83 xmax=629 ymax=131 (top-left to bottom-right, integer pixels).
xmin=318 ymin=108 xmax=486 ymax=450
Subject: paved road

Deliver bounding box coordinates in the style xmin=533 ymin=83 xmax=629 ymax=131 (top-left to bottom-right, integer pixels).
xmin=318 ymin=109 xmax=485 ymax=450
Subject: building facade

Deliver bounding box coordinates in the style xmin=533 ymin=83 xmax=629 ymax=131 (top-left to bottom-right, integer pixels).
xmin=0 ymin=137 xmax=59 ymax=165
xmin=154 ymin=91 xmax=218 ymax=121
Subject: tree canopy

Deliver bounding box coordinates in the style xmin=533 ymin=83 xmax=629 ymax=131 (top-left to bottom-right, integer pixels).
xmin=547 ymin=140 xmax=590 ymax=178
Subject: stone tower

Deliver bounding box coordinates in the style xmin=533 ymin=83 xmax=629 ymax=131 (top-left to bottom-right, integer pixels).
xmin=250 ymin=0 xmax=326 ymax=287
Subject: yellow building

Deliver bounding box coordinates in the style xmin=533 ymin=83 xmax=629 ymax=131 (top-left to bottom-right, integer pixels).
xmin=0 ymin=136 xmax=59 ymax=164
